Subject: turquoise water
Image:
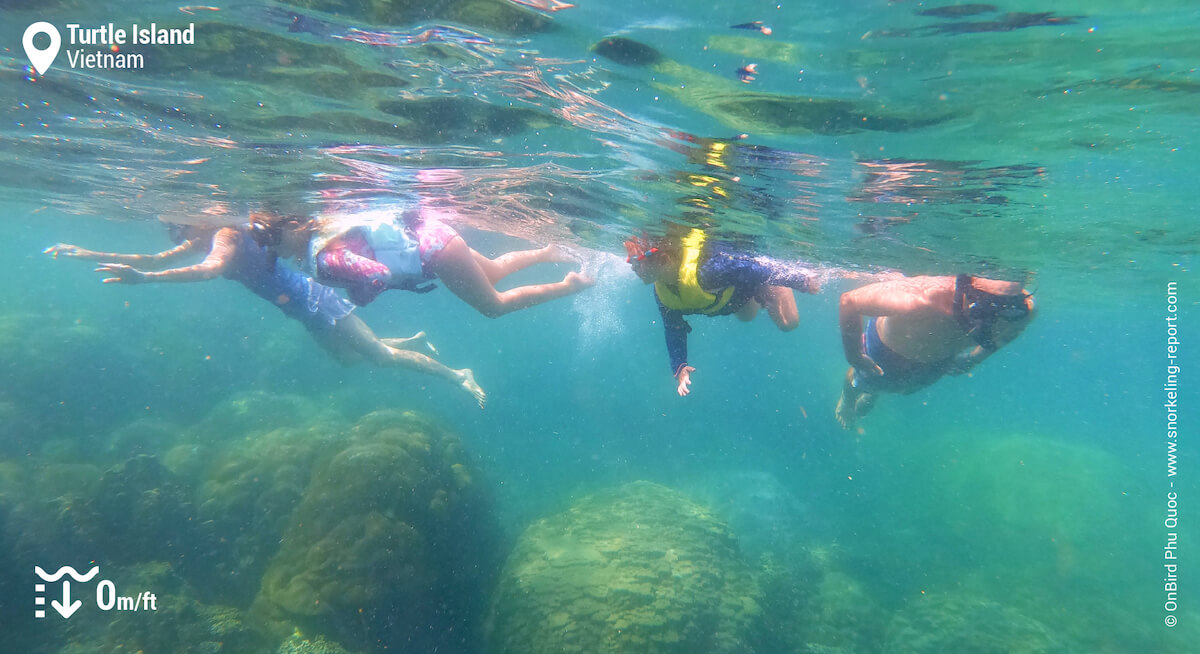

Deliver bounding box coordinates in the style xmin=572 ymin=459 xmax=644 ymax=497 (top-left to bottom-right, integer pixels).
xmin=0 ymin=1 xmax=1196 ymax=652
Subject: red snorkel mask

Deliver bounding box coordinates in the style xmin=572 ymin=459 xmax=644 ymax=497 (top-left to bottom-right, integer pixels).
xmin=623 ymin=237 xmax=659 ymax=263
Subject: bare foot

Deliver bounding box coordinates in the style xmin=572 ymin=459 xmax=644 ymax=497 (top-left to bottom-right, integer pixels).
xmin=564 ymin=271 xmax=595 ymax=292
xmin=835 ymin=398 xmax=854 ymax=427
xmin=854 ymin=391 xmax=876 ymax=418
xmin=383 ymin=331 xmax=438 ymax=355
xmin=834 ymin=391 xmax=856 ymax=429
xmin=542 ymin=243 xmax=581 ymax=265
xmin=457 ymin=368 xmax=486 ymax=409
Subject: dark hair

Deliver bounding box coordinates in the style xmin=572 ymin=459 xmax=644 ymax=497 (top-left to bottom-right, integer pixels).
xmin=166 ymin=224 xmax=189 ymax=245
xmin=249 ymin=213 xmax=309 ymax=248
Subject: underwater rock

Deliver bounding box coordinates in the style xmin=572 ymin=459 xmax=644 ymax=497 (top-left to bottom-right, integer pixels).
xmin=882 ymin=593 xmax=1069 ymax=654
xmin=55 ymin=562 xmax=267 ymax=654
xmin=486 ymin=480 xmax=763 ymax=654
xmin=162 ymin=441 xmax=213 ymax=481
xmin=683 ymin=469 xmax=814 ymax=562
xmin=0 ymin=461 xmax=101 ymax=571
xmin=71 ymin=454 xmax=197 ymax=567
xmin=0 ymin=458 xmax=117 ymax=652
xmin=193 ymin=390 xmax=333 ymax=441
xmin=253 ymin=410 xmax=498 ymax=654
xmin=0 ymin=453 xmax=194 ymax=644
xmin=276 ymin=632 xmax=361 ymax=654
xmin=108 ymin=417 xmax=186 ymax=458
xmin=757 ymin=548 xmax=883 ymax=654
xmin=189 ymin=418 xmax=349 ymax=604
xmin=0 ymin=464 xmax=27 ymax=645
xmin=0 ymin=460 xmax=28 ymax=500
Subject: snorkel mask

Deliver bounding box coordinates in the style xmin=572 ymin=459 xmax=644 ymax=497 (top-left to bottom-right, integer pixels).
xmin=623 ymin=236 xmax=659 ymax=263
xmin=248 ymin=220 xmax=279 ymax=248
xmin=954 ymin=274 xmax=1032 ymax=350
xmin=249 ymin=213 xmax=309 ymax=250
xmin=623 ymin=236 xmax=664 ymax=283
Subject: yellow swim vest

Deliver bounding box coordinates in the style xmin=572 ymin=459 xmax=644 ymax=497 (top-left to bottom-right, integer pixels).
xmin=654 ymin=229 xmax=735 ymax=315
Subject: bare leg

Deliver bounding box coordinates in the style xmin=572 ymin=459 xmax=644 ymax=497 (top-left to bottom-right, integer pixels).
xmin=381 ymin=331 xmax=437 ymax=355
xmin=430 ymin=237 xmax=592 ymax=318
xmin=835 ymin=367 xmax=873 ymax=429
xmin=760 ymin=285 xmax=799 ymax=331
xmin=317 ymin=316 xmax=486 ymax=408
xmin=855 ymin=386 xmax=877 ymax=418
xmin=469 ymin=243 xmax=577 ymax=285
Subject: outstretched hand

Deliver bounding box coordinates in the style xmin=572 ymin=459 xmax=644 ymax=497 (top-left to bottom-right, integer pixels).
xmin=94 ymin=263 xmax=147 ymax=284
xmin=44 ymin=243 xmax=93 ymax=259
xmin=675 ymin=365 xmax=696 ymax=397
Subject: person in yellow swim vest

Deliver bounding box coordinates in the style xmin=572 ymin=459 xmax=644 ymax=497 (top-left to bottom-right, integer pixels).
xmin=625 ymin=229 xmax=819 ymax=396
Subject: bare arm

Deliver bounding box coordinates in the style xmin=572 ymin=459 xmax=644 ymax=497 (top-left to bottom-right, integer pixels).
xmin=840 ymin=296 xmax=878 ymax=373
xmin=45 ymin=238 xmax=207 ymax=269
xmin=839 ymin=280 xmax=936 ymax=372
xmin=95 ymin=227 xmax=240 ymax=284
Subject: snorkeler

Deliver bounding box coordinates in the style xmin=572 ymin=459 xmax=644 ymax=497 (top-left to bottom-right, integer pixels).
xmin=835 ymin=274 xmax=1036 ymax=428
xmin=625 ymin=229 xmax=820 ymax=396
xmin=253 ymin=202 xmax=594 ymax=316
xmin=45 ymin=223 xmax=487 ymax=408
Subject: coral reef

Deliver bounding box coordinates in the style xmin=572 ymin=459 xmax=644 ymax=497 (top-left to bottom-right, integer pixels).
xmin=70 ymin=455 xmax=197 ymax=566
xmin=0 ymin=460 xmax=31 ymax=646
xmin=192 ymin=390 xmax=334 ymax=442
xmin=107 ymin=418 xmax=185 ymax=458
xmin=882 ymin=593 xmax=1071 ymax=654
xmin=757 ymin=546 xmax=883 ymax=654
xmin=682 ymin=469 xmax=816 ymax=562
xmin=0 ymin=404 xmax=499 ymax=654
xmin=0 ymin=462 xmax=98 ymax=566
xmin=188 ymin=417 xmax=348 ymax=604
xmin=0 ymin=454 xmax=197 ymax=652
xmin=55 ymin=562 xmax=266 ymax=654
xmin=253 ymin=409 xmax=498 ymax=653
xmin=276 ymin=632 xmax=362 ymax=654
xmin=486 ymin=481 xmax=763 ymax=654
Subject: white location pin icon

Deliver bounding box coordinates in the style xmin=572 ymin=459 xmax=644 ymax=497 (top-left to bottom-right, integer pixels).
xmin=23 ymin=22 xmax=62 ymax=76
